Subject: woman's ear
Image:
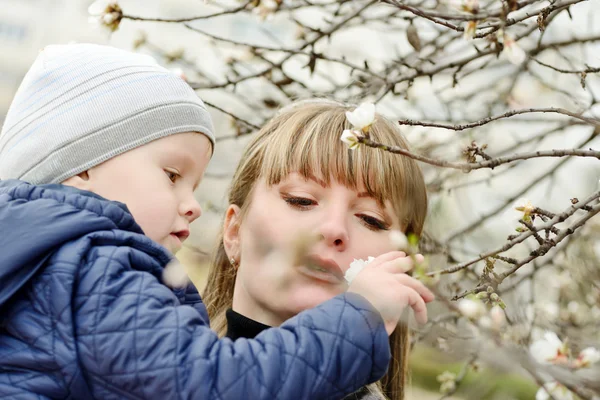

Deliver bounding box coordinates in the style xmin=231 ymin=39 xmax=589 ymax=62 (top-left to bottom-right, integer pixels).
xmin=61 ymin=171 xmax=91 ymax=191
xmin=223 ymin=204 xmax=242 ymax=261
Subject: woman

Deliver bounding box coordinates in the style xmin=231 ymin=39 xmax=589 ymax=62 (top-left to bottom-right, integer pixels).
xmin=203 ymin=100 xmax=430 ymax=399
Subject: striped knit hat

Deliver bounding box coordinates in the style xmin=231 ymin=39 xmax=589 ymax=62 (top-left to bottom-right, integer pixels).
xmin=0 ymin=43 xmax=215 ymax=184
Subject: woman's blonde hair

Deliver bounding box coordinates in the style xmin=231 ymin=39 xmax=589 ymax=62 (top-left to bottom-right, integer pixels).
xmin=203 ymin=100 xmax=428 ymax=400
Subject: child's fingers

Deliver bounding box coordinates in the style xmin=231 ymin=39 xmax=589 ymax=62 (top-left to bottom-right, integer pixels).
xmin=378 ymin=257 xmax=413 ymax=274
xmin=367 ymin=251 xmax=407 ymax=268
xmin=404 ymin=287 xmax=428 ymax=325
xmin=395 ymin=274 xmax=435 ymax=303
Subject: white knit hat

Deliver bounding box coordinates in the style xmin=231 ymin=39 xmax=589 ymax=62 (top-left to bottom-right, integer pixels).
xmin=0 ymin=43 xmax=215 ymax=184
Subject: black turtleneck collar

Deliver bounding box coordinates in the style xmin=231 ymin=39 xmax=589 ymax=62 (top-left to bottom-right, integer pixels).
xmin=225 ymin=309 xmax=271 ymax=340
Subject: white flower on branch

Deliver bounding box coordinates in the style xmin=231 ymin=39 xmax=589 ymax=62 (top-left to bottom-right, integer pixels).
xmin=341 ymin=129 xmax=361 ymax=150
xmin=458 ymin=298 xmax=486 ymax=319
xmin=88 ymin=0 xmax=122 ymax=33
xmin=344 ymin=257 xmax=375 ymax=284
xmin=345 ymin=103 xmax=375 ymax=133
xmin=463 ymin=21 xmax=477 ymax=40
xmin=574 ymin=347 xmax=600 ymax=368
xmin=529 ymin=331 xmax=569 ymax=365
xmin=503 ymin=34 xmax=527 ymax=65
xmin=536 ymin=381 xmax=574 ymax=400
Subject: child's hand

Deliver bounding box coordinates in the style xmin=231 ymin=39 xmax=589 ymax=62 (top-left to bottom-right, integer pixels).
xmin=347 ymin=251 xmax=435 ymax=335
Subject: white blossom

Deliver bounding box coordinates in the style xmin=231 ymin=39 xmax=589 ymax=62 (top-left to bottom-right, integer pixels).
xmin=88 ymin=0 xmax=112 ymax=15
xmin=529 ymin=331 xmax=568 ymax=365
xmin=539 ymin=303 xmax=559 ymax=321
xmin=162 ymin=259 xmax=189 ymax=288
xmin=345 ymin=103 xmax=376 ymax=132
xmin=345 ymin=257 xmax=375 ymax=284
xmin=341 ymin=129 xmax=361 ymax=150
xmin=458 ymin=298 xmax=486 ymax=319
xmin=461 ymin=0 xmax=479 ymax=13
xmin=389 ymin=230 xmax=408 ymax=250
xmin=575 ymin=347 xmax=600 ymax=368
xmin=536 ymin=381 xmax=574 ymax=400
xmin=88 ymin=0 xmax=122 ymax=32
xmin=503 ymin=34 xmax=527 ymax=65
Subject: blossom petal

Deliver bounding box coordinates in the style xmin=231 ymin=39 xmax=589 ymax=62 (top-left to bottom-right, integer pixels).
xmin=88 ymin=0 xmax=110 ymax=15
xmin=340 ymin=129 xmax=360 ymax=150
xmin=345 ymin=257 xmax=375 ymax=283
xmin=346 ymin=103 xmax=376 ymax=130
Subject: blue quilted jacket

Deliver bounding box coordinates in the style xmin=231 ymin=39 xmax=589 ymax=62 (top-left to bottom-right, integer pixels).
xmin=0 ymin=180 xmax=390 ymax=399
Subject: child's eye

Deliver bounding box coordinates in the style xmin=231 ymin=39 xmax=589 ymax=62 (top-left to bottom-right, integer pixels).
xmin=283 ymin=195 xmax=316 ymax=209
xmin=358 ymin=214 xmax=390 ymax=231
xmin=165 ymin=170 xmax=180 ymax=183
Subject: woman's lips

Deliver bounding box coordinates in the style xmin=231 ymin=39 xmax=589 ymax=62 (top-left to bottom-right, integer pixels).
xmin=298 ymin=255 xmax=345 ymax=284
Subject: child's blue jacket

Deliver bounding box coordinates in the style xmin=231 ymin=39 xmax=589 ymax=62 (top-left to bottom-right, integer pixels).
xmin=0 ymin=180 xmax=390 ymax=399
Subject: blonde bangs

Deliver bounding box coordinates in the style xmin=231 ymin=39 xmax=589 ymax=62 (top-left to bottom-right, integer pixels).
xmin=250 ymin=101 xmax=427 ymax=235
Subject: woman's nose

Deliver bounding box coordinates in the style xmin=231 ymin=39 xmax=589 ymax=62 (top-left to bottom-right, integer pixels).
xmin=318 ymin=209 xmax=349 ymax=251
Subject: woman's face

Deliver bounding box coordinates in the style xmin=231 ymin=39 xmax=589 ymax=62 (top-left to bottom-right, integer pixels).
xmin=227 ymin=172 xmax=402 ymax=326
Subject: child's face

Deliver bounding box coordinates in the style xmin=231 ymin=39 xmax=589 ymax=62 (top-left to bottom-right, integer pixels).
xmin=71 ymin=132 xmax=211 ymax=253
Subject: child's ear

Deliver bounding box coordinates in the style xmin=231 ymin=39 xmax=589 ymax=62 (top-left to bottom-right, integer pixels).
xmin=61 ymin=171 xmax=91 ymax=191
xmin=223 ymin=204 xmax=242 ymax=261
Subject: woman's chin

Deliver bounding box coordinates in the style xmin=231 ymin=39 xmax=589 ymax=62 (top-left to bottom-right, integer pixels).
xmin=285 ymin=287 xmax=343 ymax=313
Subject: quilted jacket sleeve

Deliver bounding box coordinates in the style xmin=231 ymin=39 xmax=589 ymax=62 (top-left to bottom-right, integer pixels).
xmin=75 ymin=247 xmax=390 ymax=400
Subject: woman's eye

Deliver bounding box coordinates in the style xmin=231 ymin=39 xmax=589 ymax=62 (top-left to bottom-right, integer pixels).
xmin=283 ymin=195 xmax=316 ymax=209
xmin=359 ymin=214 xmax=390 ymax=231
xmin=165 ymin=170 xmax=180 ymax=183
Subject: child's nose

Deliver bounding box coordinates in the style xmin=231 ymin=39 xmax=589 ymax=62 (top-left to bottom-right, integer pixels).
xmin=181 ymin=196 xmax=202 ymax=222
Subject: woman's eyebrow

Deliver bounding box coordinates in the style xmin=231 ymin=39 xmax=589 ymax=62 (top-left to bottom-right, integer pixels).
xmin=305 ymin=174 xmax=327 ymax=188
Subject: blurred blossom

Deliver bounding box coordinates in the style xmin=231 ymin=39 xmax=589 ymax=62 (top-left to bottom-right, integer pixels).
xmin=437 ymin=371 xmax=457 ymax=394
xmin=389 ymin=230 xmax=408 ymax=250
xmin=458 ymin=298 xmax=486 ymax=319
xmin=539 ymin=303 xmax=559 ymax=321
xmin=252 ymin=0 xmax=279 ymax=20
xmin=574 ymin=347 xmax=600 ymax=368
xmin=463 ymin=21 xmax=477 ymax=40
xmin=489 ymin=305 xmax=506 ymax=328
xmin=162 ymin=259 xmax=189 ymax=288
xmin=552 ymin=270 xmax=573 ymax=289
xmin=529 ymin=331 xmax=569 ymax=365
xmin=503 ymin=34 xmax=527 ymax=65
xmin=567 ymin=301 xmax=579 ymax=314
xmin=170 ymin=68 xmax=187 ymax=82
xmin=461 ymin=0 xmax=479 ymax=13
xmin=536 ymin=381 xmax=574 ymax=400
